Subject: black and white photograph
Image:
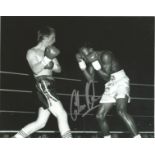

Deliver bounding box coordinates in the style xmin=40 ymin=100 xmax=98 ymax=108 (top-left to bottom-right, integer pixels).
xmin=0 ymin=16 xmax=154 ymax=138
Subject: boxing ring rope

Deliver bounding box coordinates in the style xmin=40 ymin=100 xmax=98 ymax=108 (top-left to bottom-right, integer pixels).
xmin=0 ymin=88 xmax=154 ymax=101
xmin=0 ymin=109 xmax=153 ymax=118
xmin=0 ymin=70 xmax=154 ymax=136
xmin=0 ymin=70 xmax=154 ymax=86
xmin=0 ymin=130 xmax=153 ymax=134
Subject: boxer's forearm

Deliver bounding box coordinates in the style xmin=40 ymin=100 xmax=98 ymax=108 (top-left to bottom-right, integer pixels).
xmin=97 ymin=70 xmax=110 ymax=81
xmin=52 ymin=64 xmax=61 ymax=73
xmin=52 ymin=58 xmax=61 ymax=73
xmin=82 ymin=69 xmax=94 ymax=82
xmin=31 ymin=61 xmax=46 ymax=75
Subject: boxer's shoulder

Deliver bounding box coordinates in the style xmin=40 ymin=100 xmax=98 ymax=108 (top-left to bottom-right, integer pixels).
xmin=27 ymin=46 xmax=40 ymax=54
xmin=27 ymin=47 xmax=43 ymax=58
xmin=26 ymin=48 xmax=35 ymax=60
xmin=100 ymin=50 xmax=114 ymax=59
xmin=26 ymin=48 xmax=41 ymax=63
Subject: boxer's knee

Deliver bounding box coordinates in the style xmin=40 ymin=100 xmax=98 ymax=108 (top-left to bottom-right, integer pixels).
xmin=48 ymin=99 xmax=68 ymax=121
xmin=96 ymin=111 xmax=106 ymax=121
xmin=35 ymin=118 xmax=47 ymax=129
xmin=117 ymin=108 xmax=127 ymax=119
xmin=96 ymin=113 xmax=101 ymax=120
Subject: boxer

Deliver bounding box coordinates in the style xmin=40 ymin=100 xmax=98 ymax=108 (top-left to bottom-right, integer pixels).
xmin=13 ymin=26 xmax=72 ymax=138
xmin=76 ymin=47 xmax=141 ymax=138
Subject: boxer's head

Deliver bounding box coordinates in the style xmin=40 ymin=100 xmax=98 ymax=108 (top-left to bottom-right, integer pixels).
xmin=37 ymin=26 xmax=56 ymax=47
xmin=79 ymin=46 xmax=93 ymax=62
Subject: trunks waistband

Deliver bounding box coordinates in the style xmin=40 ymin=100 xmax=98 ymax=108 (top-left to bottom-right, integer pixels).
xmin=110 ymin=70 xmax=127 ymax=81
xmin=35 ymin=75 xmax=54 ymax=83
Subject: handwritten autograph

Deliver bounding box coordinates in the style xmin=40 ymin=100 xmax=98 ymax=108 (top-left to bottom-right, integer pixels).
xmin=70 ymin=81 xmax=101 ymax=121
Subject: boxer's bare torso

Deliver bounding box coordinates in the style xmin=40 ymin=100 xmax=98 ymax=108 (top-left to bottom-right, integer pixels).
xmin=26 ymin=45 xmax=61 ymax=78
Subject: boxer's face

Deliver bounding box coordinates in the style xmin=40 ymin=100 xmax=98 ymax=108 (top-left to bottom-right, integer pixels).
xmin=44 ymin=33 xmax=56 ymax=47
xmin=81 ymin=48 xmax=89 ymax=56
xmin=81 ymin=47 xmax=94 ymax=62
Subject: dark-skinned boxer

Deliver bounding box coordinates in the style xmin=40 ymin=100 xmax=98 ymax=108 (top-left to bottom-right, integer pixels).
xmin=76 ymin=47 xmax=141 ymax=138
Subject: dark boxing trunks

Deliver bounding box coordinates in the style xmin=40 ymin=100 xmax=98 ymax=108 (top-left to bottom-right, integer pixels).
xmin=35 ymin=75 xmax=60 ymax=109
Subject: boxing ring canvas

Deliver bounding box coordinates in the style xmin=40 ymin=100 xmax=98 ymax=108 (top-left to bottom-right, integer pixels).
xmin=0 ymin=16 xmax=154 ymax=138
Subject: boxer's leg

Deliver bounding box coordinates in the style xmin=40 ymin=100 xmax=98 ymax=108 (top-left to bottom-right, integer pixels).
xmin=116 ymin=96 xmax=140 ymax=137
xmin=48 ymin=99 xmax=72 ymax=138
xmin=96 ymin=103 xmax=114 ymax=138
xmin=14 ymin=107 xmax=50 ymax=138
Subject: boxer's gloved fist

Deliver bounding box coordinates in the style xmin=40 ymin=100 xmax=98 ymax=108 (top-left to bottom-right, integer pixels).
xmin=41 ymin=46 xmax=60 ymax=66
xmin=44 ymin=61 xmax=54 ymax=69
xmin=76 ymin=53 xmax=86 ymax=71
xmin=45 ymin=46 xmax=60 ymax=59
xmin=87 ymin=51 xmax=101 ymax=70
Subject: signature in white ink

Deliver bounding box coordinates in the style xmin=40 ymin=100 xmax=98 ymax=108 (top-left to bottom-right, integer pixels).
xmin=70 ymin=81 xmax=101 ymax=121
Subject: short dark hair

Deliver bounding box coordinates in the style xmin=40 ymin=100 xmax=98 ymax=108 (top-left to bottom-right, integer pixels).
xmin=37 ymin=26 xmax=55 ymax=42
xmin=79 ymin=46 xmax=93 ymax=54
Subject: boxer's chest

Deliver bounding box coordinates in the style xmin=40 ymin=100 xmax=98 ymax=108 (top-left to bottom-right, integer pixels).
xmin=35 ymin=50 xmax=44 ymax=62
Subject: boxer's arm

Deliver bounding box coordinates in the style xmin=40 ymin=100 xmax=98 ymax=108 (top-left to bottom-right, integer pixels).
xmin=76 ymin=53 xmax=94 ymax=81
xmin=82 ymin=65 xmax=95 ymax=82
xmin=26 ymin=51 xmax=45 ymax=74
xmin=97 ymin=70 xmax=110 ymax=81
xmin=96 ymin=52 xmax=111 ymax=81
xmin=52 ymin=58 xmax=61 ymax=73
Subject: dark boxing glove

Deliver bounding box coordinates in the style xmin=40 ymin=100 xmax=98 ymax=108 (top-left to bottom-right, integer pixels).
xmin=41 ymin=46 xmax=60 ymax=66
xmin=44 ymin=46 xmax=60 ymax=59
xmin=44 ymin=61 xmax=54 ymax=69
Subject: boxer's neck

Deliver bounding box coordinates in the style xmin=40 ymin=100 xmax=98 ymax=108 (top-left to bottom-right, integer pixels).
xmin=36 ymin=42 xmax=48 ymax=51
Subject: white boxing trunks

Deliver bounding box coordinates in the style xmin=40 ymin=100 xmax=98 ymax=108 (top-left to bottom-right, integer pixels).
xmin=100 ymin=70 xmax=130 ymax=104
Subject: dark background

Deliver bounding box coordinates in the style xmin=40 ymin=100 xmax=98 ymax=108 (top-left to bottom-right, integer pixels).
xmin=1 ymin=16 xmax=154 ymax=82
xmin=0 ymin=17 xmax=154 ymax=137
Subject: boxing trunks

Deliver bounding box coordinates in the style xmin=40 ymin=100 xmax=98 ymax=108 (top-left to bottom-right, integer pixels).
xmin=100 ymin=70 xmax=131 ymax=104
xmin=35 ymin=75 xmax=60 ymax=109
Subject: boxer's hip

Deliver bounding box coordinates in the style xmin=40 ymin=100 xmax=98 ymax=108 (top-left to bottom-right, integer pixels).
xmin=104 ymin=70 xmax=130 ymax=94
xmin=99 ymin=70 xmax=130 ymax=104
xmin=110 ymin=69 xmax=129 ymax=81
xmin=35 ymin=75 xmax=59 ymax=109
